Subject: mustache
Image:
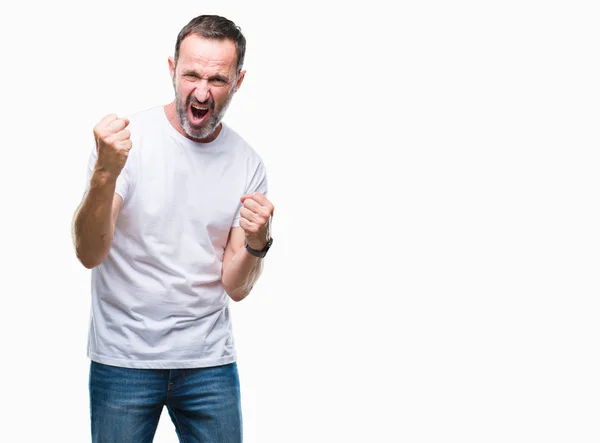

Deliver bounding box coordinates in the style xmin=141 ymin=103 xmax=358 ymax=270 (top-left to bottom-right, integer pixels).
xmin=187 ymin=95 xmax=214 ymax=110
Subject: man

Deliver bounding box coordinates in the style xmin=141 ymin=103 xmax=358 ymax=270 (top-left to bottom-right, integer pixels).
xmin=72 ymin=14 xmax=274 ymax=443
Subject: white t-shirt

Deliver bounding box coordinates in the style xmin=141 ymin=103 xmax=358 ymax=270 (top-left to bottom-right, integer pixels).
xmin=83 ymin=105 xmax=268 ymax=369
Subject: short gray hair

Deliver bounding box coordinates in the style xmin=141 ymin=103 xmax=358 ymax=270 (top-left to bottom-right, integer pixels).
xmin=174 ymin=15 xmax=246 ymax=74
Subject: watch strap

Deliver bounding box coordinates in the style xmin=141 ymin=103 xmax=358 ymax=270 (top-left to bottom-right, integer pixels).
xmin=244 ymin=238 xmax=273 ymax=258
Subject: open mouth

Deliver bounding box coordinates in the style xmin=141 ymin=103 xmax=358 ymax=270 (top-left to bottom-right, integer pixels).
xmin=190 ymin=103 xmax=209 ymax=123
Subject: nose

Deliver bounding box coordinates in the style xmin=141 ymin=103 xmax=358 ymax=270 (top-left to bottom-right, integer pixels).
xmin=194 ymin=80 xmax=211 ymax=103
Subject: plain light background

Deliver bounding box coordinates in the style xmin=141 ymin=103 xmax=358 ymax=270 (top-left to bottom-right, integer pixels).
xmin=1 ymin=0 xmax=599 ymax=441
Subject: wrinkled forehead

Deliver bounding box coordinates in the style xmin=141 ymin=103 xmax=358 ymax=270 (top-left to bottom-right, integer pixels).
xmin=177 ymin=34 xmax=238 ymax=74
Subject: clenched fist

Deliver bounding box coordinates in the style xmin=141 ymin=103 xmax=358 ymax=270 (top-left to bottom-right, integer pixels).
xmin=239 ymin=192 xmax=274 ymax=250
xmin=93 ymin=114 xmax=132 ymax=178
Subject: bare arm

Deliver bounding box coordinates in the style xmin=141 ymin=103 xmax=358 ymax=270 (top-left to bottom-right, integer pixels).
xmin=221 ymin=192 xmax=274 ymax=302
xmin=222 ymin=227 xmax=265 ymax=302
xmin=72 ymin=114 xmax=132 ymax=269
xmin=72 ymin=175 xmax=123 ymax=269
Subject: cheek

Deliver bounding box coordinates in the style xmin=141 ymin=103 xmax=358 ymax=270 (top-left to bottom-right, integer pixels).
xmin=176 ymin=80 xmax=194 ymax=97
xmin=214 ymin=89 xmax=232 ymax=106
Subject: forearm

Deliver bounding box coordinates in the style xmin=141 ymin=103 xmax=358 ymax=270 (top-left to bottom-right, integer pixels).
xmin=222 ymin=248 xmax=265 ymax=302
xmin=73 ymin=171 xmax=117 ymax=269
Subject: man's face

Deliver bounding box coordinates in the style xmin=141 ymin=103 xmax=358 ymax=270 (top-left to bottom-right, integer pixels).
xmin=169 ymin=35 xmax=245 ymax=141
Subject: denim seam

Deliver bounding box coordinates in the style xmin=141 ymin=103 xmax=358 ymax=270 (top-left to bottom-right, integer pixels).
xmin=169 ymin=407 xmax=188 ymax=443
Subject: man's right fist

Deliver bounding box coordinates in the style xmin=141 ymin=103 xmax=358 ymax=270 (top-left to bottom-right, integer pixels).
xmin=93 ymin=114 xmax=132 ymax=178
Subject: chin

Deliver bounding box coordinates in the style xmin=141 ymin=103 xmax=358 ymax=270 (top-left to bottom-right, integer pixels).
xmin=184 ymin=121 xmax=218 ymax=140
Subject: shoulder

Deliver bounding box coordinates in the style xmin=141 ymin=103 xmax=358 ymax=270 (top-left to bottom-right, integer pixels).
xmin=222 ymin=123 xmax=265 ymax=166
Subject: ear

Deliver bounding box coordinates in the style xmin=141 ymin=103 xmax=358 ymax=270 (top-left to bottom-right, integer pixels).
xmin=168 ymin=56 xmax=176 ymax=79
xmin=234 ymin=70 xmax=246 ymax=92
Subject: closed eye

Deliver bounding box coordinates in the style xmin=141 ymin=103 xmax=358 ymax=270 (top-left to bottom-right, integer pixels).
xmin=210 ymin=77 xmax=228 ymax=86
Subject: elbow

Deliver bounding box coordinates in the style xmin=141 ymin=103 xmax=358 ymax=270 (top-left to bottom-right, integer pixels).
xmin=229 ymin=293 xmax=249 ymax=303
xmin=75 ymin=248 xmax=105 ymax=269
xmin=80 ymin=260 xmax=99 ymax=270
xmin=230 ymin=291 xmax=249 ymax=303
xmin=73 ymin=232 xmax=109 ymax=269
xmin=223 ymin=282 xmax=251 ymax=303
xmin=77 ymin=254 xmax=100 ymax=269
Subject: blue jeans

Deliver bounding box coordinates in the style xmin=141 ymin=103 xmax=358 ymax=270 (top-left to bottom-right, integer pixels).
xmin=89 ymin=361 xmax=243 ymax=442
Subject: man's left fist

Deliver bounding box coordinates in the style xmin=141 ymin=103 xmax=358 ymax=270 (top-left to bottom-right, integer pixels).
xmin=239 ymin=192 xmax=274 ymax=250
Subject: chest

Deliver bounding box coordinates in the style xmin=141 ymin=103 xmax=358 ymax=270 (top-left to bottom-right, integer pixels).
xmin=122 ymin=136 xmax=245 ymax=248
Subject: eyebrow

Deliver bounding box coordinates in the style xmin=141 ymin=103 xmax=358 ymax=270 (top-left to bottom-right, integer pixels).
xmin=181 ymin=70 xmax=230 ymax=82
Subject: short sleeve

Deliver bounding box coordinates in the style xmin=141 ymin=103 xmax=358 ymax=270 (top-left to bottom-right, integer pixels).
xmin=82 ymin=146 xmax=131 ymax=201
xmin=232 ymin=159 xmax=268 ymax=227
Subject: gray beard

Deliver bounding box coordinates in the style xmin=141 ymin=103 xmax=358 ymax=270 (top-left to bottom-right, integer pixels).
xmin=175 ymin=89 xmax=234 ymax=140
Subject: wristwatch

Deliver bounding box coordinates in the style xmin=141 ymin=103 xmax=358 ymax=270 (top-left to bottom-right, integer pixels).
xmin=244 ymin=238 xmax=273 ymax=258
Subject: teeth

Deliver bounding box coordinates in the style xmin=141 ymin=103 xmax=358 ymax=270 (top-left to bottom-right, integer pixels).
xmin=191 ymin=104 xmax=208 ymax=110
